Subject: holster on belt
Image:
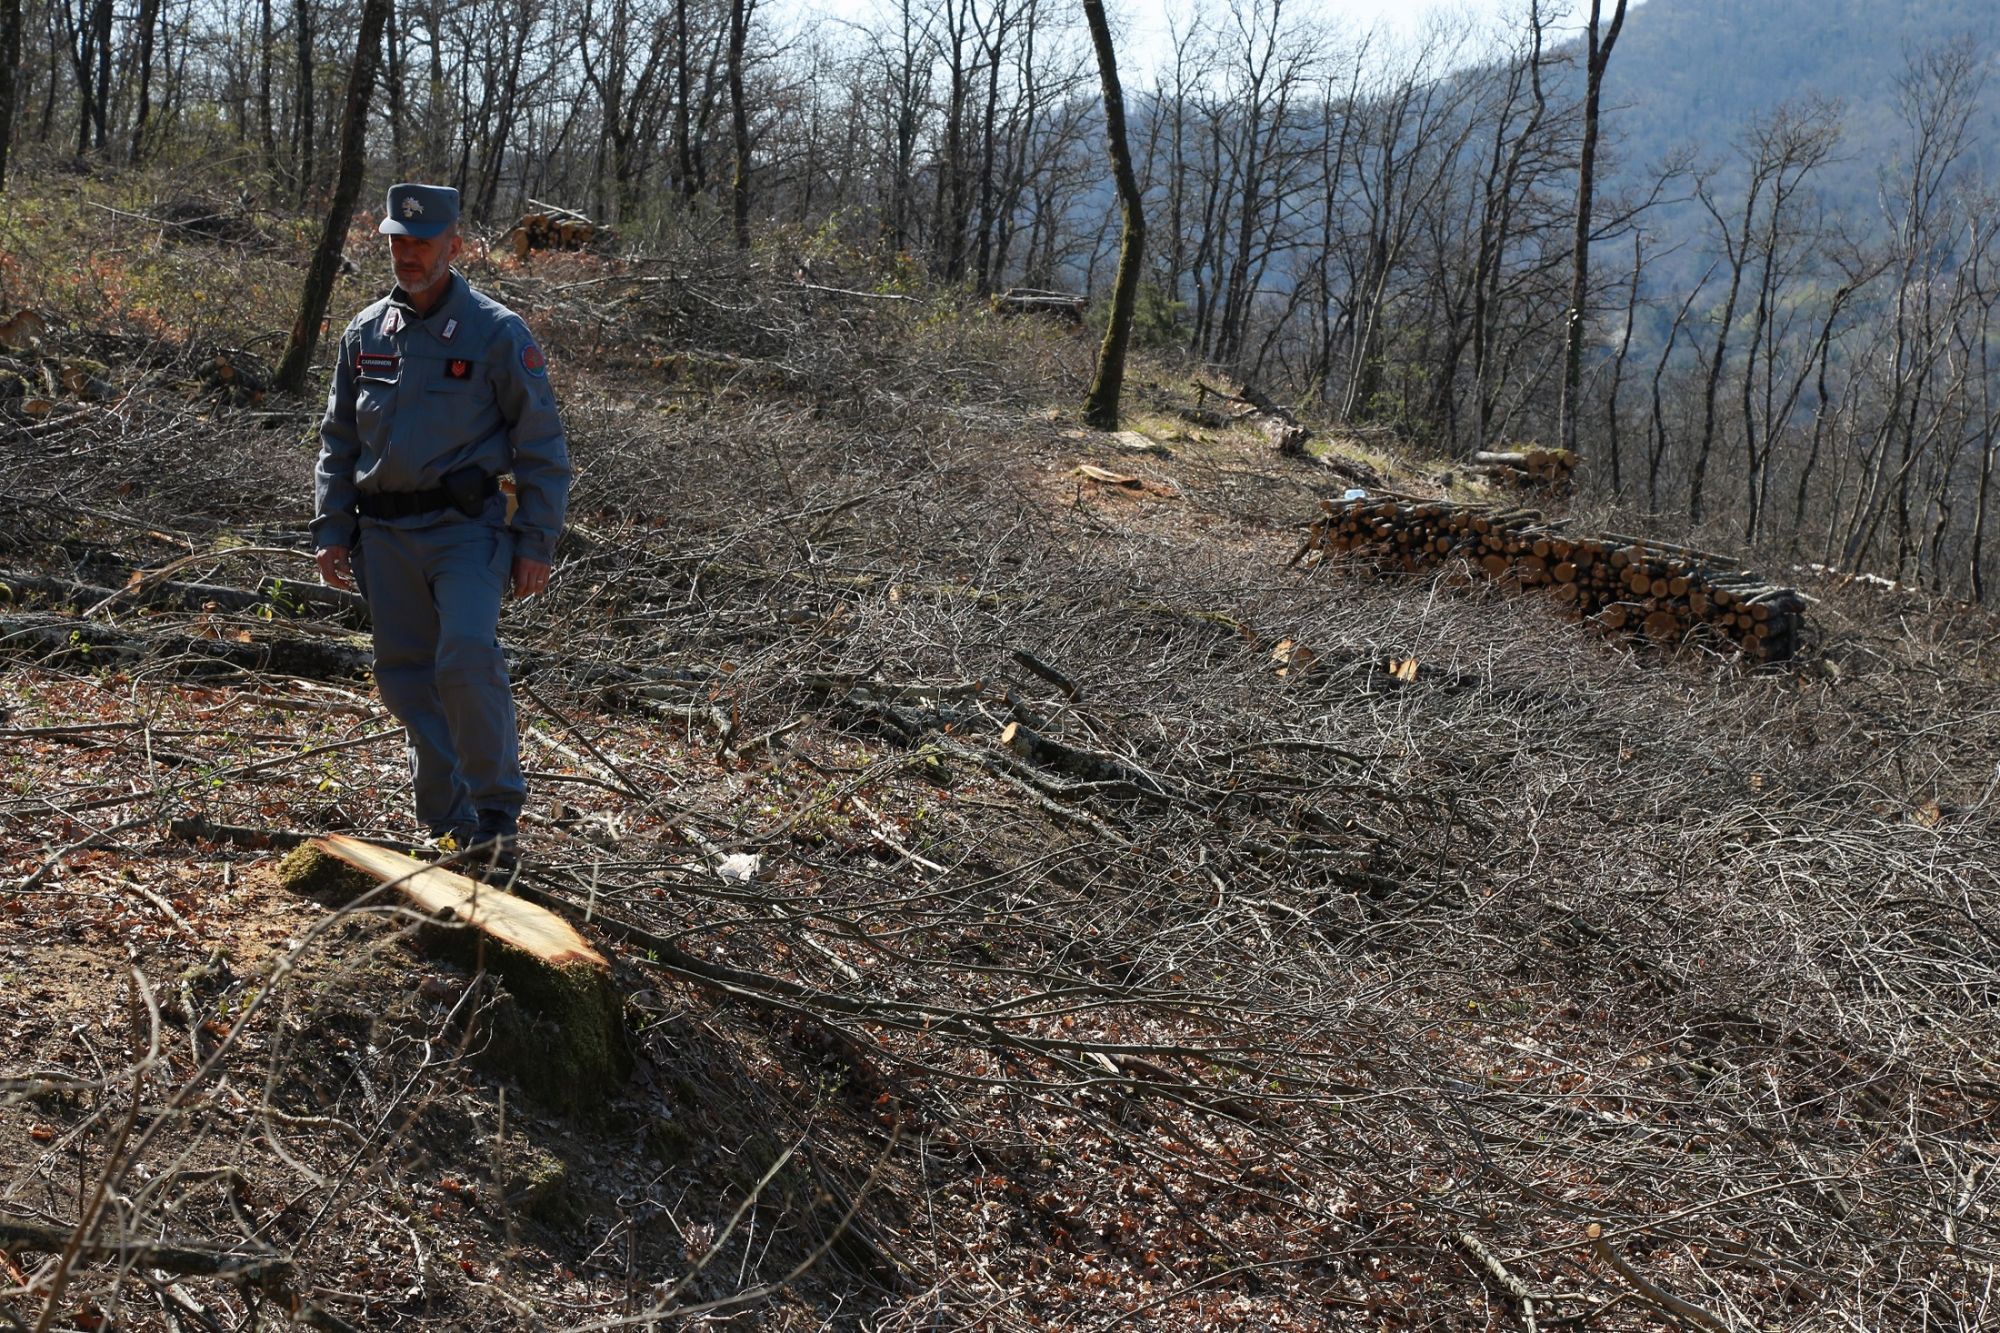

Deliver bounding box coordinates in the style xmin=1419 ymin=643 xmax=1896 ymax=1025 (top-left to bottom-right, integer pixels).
xmin=442 ymin=465 xmax=497 ymax=517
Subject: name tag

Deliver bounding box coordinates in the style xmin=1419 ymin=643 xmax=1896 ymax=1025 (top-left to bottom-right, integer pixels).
xmin=357 ymin=352 xmax=400 ymax=375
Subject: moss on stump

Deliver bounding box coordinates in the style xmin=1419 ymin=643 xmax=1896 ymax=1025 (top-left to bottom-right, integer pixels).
xmin=279 ymin=838 xmax=630 ymax=1116
xmin=274 ymin=841 xmax=378 ymax=901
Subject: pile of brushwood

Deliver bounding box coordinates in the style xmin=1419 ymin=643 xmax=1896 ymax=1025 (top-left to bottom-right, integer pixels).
xmin=1 ymin=208 xmax=1997 ymax=1331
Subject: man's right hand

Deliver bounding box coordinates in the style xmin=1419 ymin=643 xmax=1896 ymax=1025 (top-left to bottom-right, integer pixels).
xmin=317 ymin=545 xmax=354 ymax=590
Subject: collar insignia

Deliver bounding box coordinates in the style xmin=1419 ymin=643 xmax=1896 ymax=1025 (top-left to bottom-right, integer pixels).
xmin=441 ymin=318 xmax=459 ymax=341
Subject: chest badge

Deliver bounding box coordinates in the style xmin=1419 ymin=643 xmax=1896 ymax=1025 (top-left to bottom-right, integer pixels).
xmin=446 ymin=359 xmax=472 ymax=380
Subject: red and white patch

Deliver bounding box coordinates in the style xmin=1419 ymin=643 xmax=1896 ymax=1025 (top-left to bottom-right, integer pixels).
xmin=381 ymin=308 xmax=403 ymax=336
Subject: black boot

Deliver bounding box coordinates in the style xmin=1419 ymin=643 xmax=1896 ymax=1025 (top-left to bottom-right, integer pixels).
xmin=466 ymin=811 xmax=520 ymax=884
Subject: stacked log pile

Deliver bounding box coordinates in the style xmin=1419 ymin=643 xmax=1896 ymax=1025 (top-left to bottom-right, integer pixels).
xmin=992 ymin=288 xmax=1086 ymax=322
xmin=1293 ymin=496 xmax=1807 ymax=661
xmin=509 ymin=207 xmax=604 ymax=259
xmin=1469 ymin=447 xmax=1577 ymax=489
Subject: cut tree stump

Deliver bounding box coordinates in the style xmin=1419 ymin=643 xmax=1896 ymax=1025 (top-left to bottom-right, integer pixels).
xmin=286 ymin=835 xmax=628 ymax=1112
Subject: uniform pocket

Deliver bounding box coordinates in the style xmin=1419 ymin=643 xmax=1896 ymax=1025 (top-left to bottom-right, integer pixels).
xmin=488 ymin=524 xmax=516 ymax=581
xmin=356 ymin=376 xmax=397 ymax=437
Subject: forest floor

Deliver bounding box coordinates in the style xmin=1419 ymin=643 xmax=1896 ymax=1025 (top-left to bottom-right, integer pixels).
xmin=2 ymin=174 xmax=1999 ymax=1331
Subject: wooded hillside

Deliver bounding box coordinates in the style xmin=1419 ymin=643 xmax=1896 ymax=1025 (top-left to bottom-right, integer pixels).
xmin=3 ymin=0 xmax=2000 ymax=600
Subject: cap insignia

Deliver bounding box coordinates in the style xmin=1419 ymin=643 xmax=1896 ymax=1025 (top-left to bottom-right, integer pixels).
xmin=402 ymin=196 xmax=425 ymax=218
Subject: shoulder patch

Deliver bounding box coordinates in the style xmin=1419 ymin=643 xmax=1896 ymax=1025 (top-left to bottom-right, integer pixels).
xmin=521 ymin=343 xmax=547 ymax=377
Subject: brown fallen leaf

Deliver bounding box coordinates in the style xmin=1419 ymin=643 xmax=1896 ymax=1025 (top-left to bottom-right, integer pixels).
xmin=0 ymin=308 xmax=49 ymax=349
xmin=59 ymin=365 xmax=113 ymax=400
xmin=1270 ymin=639 xmax=1319 ymax=677
xmin=1388 ymin=657 xmax=1419 ymax=683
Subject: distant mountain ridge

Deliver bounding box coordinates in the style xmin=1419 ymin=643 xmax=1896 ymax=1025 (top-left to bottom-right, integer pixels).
xmin=1601 ymin=0 xmax=2000 ymax=222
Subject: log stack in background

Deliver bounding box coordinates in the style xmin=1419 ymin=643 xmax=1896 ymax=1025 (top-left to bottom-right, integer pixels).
xmin=1468 ymin=447 xmax=1578 ymax=490
xmin=1292 ymin=496 xmax=1807 ymax=661
xmin=510 ymin=210 xmax=603 ymax=259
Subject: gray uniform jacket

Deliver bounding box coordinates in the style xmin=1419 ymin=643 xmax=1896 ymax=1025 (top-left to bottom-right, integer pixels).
xmin=313 ymin=273 xmax=570 ymax=564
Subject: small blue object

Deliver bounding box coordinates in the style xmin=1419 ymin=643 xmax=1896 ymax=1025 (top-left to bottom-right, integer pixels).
xmin=380 ymin=183 xmax=461 ymax=238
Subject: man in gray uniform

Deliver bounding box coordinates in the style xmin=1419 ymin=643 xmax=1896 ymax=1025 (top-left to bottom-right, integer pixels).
xmin=312 ymin=183 xmax=570 ymax=873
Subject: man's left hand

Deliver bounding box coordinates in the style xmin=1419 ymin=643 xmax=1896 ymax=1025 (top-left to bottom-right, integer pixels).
xmin=511 ymin=556 xmax=551 ymax=599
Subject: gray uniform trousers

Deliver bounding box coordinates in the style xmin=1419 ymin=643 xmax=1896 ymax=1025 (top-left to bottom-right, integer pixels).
xmin=353 ymin=498 xmax=521 ymax=836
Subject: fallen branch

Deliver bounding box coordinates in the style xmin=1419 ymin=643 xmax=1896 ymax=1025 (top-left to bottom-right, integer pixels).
xmin=1457 ymin=1231 xmax=1541 ymax=1333
xmin=1588 ymin=1224 xmax=1736 ymax=1333
xmin=1000 ymin=719 xmax=1170 ymax=799
xmin=0 ymin=1217 xmax=289 ymax=1282
xmin=0 ymin=1217 xmax=360 ymax=1331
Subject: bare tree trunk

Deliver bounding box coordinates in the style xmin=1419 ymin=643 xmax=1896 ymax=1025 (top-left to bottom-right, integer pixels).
xmin=128 ymin=0 xmax=162 ymax=161
xmin=473 ymin=5 xmax=531 ymax=223
xmin=275 ymin=0 xmax=392 ymax=394
xmin=1081 ymin=0 xmax=1143 ymax=431
xmin=1472 ymin=9 xmax=1549 ymax=453
xmin=932 ymin=0 xmax=973 ymax=279
xmin=969 ymin=0 xmax=1009 ymax=294
xmin=59 ymin=0 xmax=113 ymax=156
xmin=384 ymin=0 xmax=407 ymax=177
xmin=1558 ymin=0 xmax=1627 ymax=458
xmin=673 ymin=0 xmax=694 ymax=202
xmin=423 ymin=0 xmax=446 ymax=177
xmin=727 ymin=0 xmax=754 ymax=249
xmin=1604 ymin=230 xmax=1642 ymax=497
xmin=89 ymin=0 xmax=109 ymax=150
xmin=258 ymin=0 xmax=276 ymax=168
xmin=0 ymin=0 xmax=19 ymax=187
xmin=1647 ymin=261 xmax=1711 ymax=511
xmin=293 ymin=0 xmax=316 ymax=201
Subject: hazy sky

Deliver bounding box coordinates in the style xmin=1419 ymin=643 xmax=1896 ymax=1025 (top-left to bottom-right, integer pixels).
xmin=1108 ymin=0 xmax=1645 ymax=72
xmin=778 ymin=0 xmax=1652 ymax=81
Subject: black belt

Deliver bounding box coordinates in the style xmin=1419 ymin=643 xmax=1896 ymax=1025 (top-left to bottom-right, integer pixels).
xmin=357 ymin=472 xmax=497 ymax=519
